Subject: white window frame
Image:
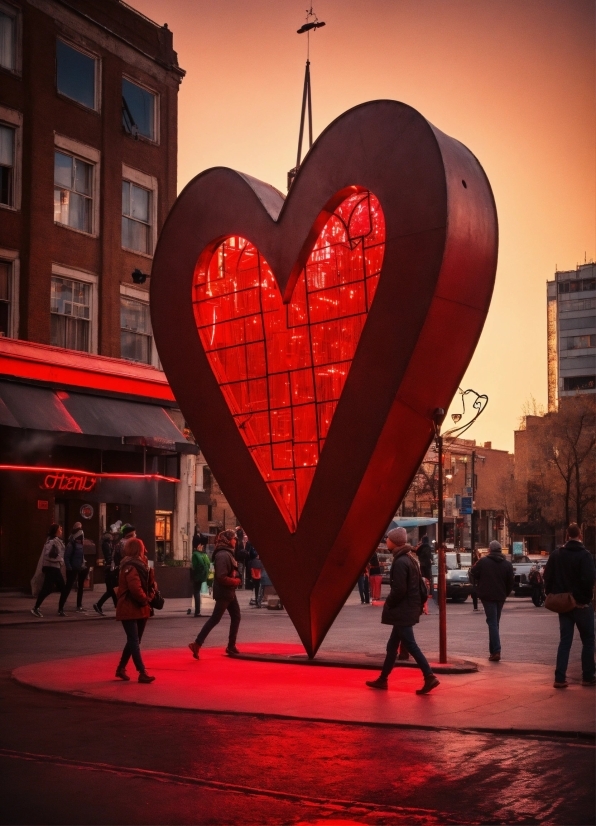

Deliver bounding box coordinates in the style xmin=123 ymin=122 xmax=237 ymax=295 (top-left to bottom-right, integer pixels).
xmin=0 ymin=1 xmax=21 ymax=75
xmin=122 ymin=164 xmax=158 ymax=257
xmin=54 ymin=134 xmax=100 ymax=237
xmin=120 ymin=284 xmax=159 ymax=367
xmin=56 ymin=36 xmax=101 ymax=112
xmin=0 ymin=247 xmax=19 ymax=338
xmin=0 ymin=104 xmax=22 ymax=211
xmin=51 ymin=263 xmax=98 ymax=354
xmin=122 ymin=74 xmax=159 ymax=145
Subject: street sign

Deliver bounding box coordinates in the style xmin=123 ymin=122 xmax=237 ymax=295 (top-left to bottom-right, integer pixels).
xmin=461 ymin=496 xmax=473 ymax=514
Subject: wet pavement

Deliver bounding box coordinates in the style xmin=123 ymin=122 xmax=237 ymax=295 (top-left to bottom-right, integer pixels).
xmin=1 ymin=588 xmax=594 ymax=824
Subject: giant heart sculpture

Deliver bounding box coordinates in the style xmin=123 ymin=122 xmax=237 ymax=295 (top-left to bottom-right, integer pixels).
xmin=151 ymin=101 xmax=498 ymax=657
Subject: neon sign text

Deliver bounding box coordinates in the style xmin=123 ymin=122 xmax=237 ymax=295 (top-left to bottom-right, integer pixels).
xmin=41 ymin=473 xmax=98 ymax=492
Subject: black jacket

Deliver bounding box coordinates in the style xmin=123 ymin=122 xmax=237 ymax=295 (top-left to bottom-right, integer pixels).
xmin=381 ymin=547 xmax=422 ymax=627
xmin=544 ymin=540 xmax=595 ymax=606
xmin=416 ymin=541 xmax=433 ymax=578
xmin=470 ymin=552 xmax=514 ymax=602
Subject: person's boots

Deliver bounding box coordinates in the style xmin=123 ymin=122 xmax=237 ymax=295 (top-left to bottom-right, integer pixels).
xmin=416 ymin=674 xmax=440 ymax=695
xmin=138 ymin=672 xmax=155 ymax=683
xmin=365 ymin=676 xmax=388 ymax=690
xmin=115 ymin=667 xmax=130 ymax=681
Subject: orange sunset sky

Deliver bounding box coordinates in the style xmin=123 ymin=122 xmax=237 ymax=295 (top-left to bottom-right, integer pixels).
xmin=131 ymin=0 xmax=595 ymax=452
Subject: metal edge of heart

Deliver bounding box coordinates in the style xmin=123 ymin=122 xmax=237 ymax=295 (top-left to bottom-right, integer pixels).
xmin=150 ymin=100 xmax=498 ymax=658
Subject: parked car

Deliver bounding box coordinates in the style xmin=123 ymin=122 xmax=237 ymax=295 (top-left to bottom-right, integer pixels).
xmin=512 ymin=555 xmax=548 ymax=596
xmin=431 ymin=553 xmax=473 ymax=602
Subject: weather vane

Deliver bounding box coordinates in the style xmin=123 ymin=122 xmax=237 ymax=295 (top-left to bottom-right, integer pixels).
xmin=287 ymin=6 xmax=326 ymax=190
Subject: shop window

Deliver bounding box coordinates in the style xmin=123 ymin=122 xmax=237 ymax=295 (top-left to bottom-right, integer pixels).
xmin=122 ymin=180 xmax=151 ymax=253
xmin=50 ymin=275 xmax=91 ymax=352
xmin=122 ymin=78 xmax=156 ymax=141
xmin=120 ymin=295 xmax=152 ymax=363
xmin=54 ymin=151 xmax=93 ymax=233
xmin=0 ymin=123 xmax=14 ymax=206
xmin=0 ymin=3 xmax=17 ymax=72
xmin=155 ymin=511 xmax=172 ymax=564
xmin=56 ymin=39 xmax=97 ymax=110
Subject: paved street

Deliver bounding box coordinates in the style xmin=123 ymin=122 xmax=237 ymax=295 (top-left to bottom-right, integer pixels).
xmin=1 ymin=587 xmax=594 ymax=825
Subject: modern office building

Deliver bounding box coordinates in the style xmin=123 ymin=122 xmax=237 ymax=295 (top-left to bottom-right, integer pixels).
xmin=547 ymin=263 xmax=596 ymax=411
xmin=0 ymin=0 xmax=197 ymax=588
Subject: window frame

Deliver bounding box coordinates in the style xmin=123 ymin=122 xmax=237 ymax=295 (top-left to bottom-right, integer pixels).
xmin=0 ymin=247 xmax=19 ymax=338
xmin=122 ymin=75 xmax=159 ymax=144
xmin=120 ymin=284 xmax=159 ymax=367
xmin=121 ymin=164 xmax=158 ymax=257
xmin=0 ymin=104 xmax=21 ymax=211
xmin=55 ymin=36 xmax=101 ymax=113
xmin=53 ymin=134 xmax=100 ymax=237
xmin=50 ymin=264 xmax=98 ymax=354
xmin=0 ymin=1 xmax=21 ymax=76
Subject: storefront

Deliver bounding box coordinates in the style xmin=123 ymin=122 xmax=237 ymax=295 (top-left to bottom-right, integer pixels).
xmin=0 ymin=340 xmax=197 ymax=589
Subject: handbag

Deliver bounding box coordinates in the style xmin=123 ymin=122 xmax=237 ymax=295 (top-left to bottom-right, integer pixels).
xmin=544 ymin=592 xmax=576 ymax=613
xmin=150 ymin=589 xmax=165 ymax=610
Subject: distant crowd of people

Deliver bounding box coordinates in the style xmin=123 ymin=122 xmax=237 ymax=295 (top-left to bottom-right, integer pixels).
xmin=29 ymin=519 xmax=595 ymax=692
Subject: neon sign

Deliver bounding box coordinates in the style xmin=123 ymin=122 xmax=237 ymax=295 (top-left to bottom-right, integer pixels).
xmin=41 ymin=473 xmax=98 ymax=492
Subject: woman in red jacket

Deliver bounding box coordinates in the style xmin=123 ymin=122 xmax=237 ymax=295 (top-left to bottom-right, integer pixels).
xmin=115 ymin=537 xmax=157 ymax=683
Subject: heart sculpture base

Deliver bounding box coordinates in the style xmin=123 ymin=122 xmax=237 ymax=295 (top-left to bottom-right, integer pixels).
xmin=151 ymin=101 xmax=497 ymax=657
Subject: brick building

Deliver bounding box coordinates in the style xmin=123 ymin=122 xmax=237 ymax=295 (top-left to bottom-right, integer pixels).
xmin=0 ymin=0 xmax=197 ymax=588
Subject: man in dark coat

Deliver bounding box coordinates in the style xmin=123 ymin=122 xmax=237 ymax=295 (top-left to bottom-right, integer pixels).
xmin=415 ymin=535 xmax=433 ymax=595
xmin=93 ymin=530 xmax=118 ymax=615
xmin=188 ymin=530 xmax=241 ymax=658
xmin=469 ymin=540 xmax=514 ymax=661
xmin=544 ymin=523 xmax=595 ymax=689
xmin=58 ymin=522 xmax=87 ymax=615
xmin=366 ymin=527 xmax=439 ymax=695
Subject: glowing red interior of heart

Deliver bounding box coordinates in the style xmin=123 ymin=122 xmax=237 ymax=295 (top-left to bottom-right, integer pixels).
xmin=192 ymin=190 xmax=385 ymax=531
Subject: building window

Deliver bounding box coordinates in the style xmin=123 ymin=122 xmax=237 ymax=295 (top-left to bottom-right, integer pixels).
xmin=0 ymin=259 xmax=11 ymax=335
xmin=559 ymin=278 xmax=596 ymax=294
xmin=122 ymin=180 xmax=151 ymax=253
xmin=120 ymin=296 xmax=152 ymax=363
xmin=122 ymin=78 xmax=156 ymax=141
xmin=563 ymin=375 xmax=595 ymax=392
xmin=0 ymin=123 xmax=14 ymax=206
xmin=56 ymin=39 xmax=97 ymax=110
xmin=50 ymin=276 xmax=91 ymax=352
xmin=0 ymin=5 xmax=16 ymax=71
xmin=54 ymin=151 xmax=93 ymax=233
xmin=564 ymin=334 xmax=596 ymax=350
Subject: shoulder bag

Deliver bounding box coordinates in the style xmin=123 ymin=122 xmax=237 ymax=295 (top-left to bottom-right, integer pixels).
xmin=544 ymin=551 xmax=577 ymax=613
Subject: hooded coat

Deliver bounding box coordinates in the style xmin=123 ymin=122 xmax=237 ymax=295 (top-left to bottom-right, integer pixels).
xmin=64 ymin=531 xmax=86 ymax=571
xmin=381 ymin=545 xmax=423 ymax=626
xmin=212 ymin=539 xmax=241 ymax=601
xmin=544 ymin=539 xmax=595 ymax=606
xmin=469 ymin=551 xmax=514 ymax=602
xmin=116 ymin=556 xmax=156 ymax=620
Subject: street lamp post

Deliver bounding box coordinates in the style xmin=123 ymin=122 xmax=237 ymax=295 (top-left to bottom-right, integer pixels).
xmin=432 ymin=389 xmax=488 ymax=664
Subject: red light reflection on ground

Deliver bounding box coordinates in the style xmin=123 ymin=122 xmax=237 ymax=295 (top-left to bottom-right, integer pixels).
xmin=192 ymin=191 xmax=385 ymax=530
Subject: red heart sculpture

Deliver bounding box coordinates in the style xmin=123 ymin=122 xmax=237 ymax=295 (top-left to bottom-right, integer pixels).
xmin=192 ymin=191 xmax=385 ymax=531
xmin=151 ymin=101 xmax=497 ymax=657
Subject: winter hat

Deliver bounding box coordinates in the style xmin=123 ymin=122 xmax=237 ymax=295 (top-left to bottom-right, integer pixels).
xmin=387 ymin=527 xmax=407 ymax=546
xmin=489 ymin=540 xmax=502 ymax=553
xmin=120 ymin=523 xmax=136 ymax=537
xmin=72 ymin=522 xmax=82 ymax=531
xmin=218 ymin=529 xmax=237 ymax=544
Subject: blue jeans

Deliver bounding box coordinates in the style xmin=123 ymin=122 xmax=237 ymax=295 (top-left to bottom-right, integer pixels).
xmin=381 ymin=625 xmax=433 ymax=679
xmin=358 ymin=575 xmax=369 ymax=603
xmin=119 ymin=619 xmax=147 ymax=673
xmin=555 ymin=605 xmax=595 ymax=683
xmin=481 ymin=599 xmax=504 ymax=655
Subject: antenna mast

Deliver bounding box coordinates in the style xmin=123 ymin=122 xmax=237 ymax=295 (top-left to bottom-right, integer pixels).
xmin=287 ymin=6 xmax=326 ymax=190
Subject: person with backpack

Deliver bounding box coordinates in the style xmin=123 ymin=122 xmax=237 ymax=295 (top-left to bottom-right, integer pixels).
xmin=190 ymin=538 xmax=210 ymax=617
xmin=469 ymin=540 xmax=514 ymax=661
xmin=365 ymin=527 xmax=439 ymax=695
xmin=115 ymin=537 xmax=158 ymax=683
xmin=31 ymin=524 xmax=66 ymax=617
xmin=58 ymin=522 xmax=87 ymax=615
xmin=544 ymin=523 xmax=595 ymax=689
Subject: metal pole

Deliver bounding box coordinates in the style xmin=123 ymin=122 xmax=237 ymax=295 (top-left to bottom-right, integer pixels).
xmin=471 ymin=450 xmax=476 ymax=552
xmin=437 ymin=432 xmax=447 ymax=663
xmin=296 ymin=60 xmax=310 ymax=168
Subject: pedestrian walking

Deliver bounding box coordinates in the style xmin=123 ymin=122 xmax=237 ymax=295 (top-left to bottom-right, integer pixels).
xmin=469 ymin=549 xmax=480 ymax=610
xmin=369 ymin=551 xmax=383 ymax=602
xmin=528 ymin=563 xmax=545 ymax=608
xmin=544 ymin=523 xmax=595 ymax=689
xmin=93 ymin=530 xmax=118 ymax=615
xmin=366 ymin=527 xmax=439 ymax=695
xmin=188 ymin=529 xmax=242 ymax=659
xmin=469 ymin=540 xmax=514 ymax=661
xmin=30 ymin=524 xmax=66 ymax=617
xmin=58 ymin=522 xmax=88 ymax=615
xmin=415 ymin=535 xmax=433 ymax=595
xmin=115 ymin=537 xmax=157 ymax=683
xmin=249 ymin=553 xmax=264 ymax=607
xmin=357 ymin=560 xmax=370 ymax=604
xmin=190 ymin=539 xmax=210 ymax=617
